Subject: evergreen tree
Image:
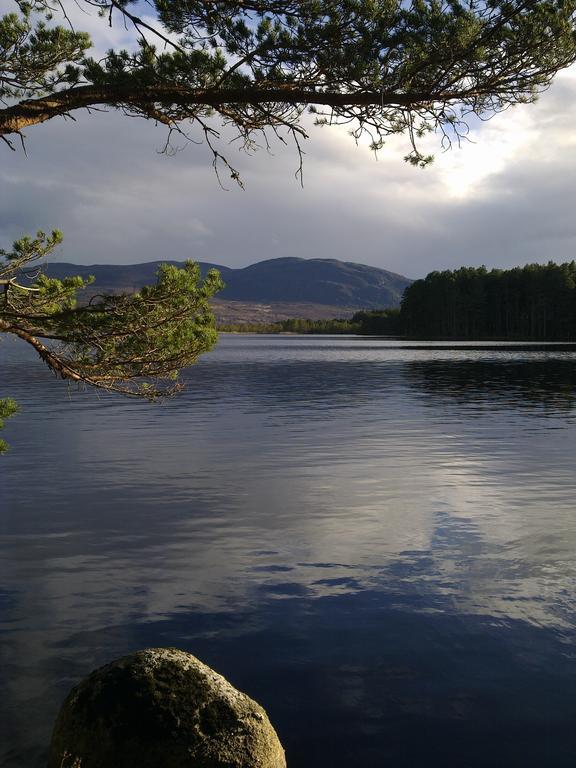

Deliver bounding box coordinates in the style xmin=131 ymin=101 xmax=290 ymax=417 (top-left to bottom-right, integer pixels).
xmin=2 ymin=0 xmax=576 ymax=168
xmin=400 ymin=262 xmax=576 ymax=339
xmin=0 ymin=231 xmax=223 ymax=397
xmin=0 ymin=397 xmax=18 ymax=454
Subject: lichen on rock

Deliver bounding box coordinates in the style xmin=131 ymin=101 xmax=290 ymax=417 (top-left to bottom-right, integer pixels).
xmin=48 ymin=648 xmax=286 ymax=768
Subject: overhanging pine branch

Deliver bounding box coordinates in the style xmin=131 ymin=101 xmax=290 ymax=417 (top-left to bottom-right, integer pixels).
xmin=0 ymin=83 xmax=490 ymax=137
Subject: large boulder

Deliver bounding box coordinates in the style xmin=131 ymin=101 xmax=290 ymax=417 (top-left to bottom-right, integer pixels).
xmin=48 ymin=648 xmax=286 ymax=768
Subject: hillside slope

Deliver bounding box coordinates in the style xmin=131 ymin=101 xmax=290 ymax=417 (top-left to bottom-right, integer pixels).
xmin=45 ymin=257 xmax=411 ymax=308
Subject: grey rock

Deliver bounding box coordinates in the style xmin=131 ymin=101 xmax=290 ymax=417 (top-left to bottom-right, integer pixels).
xmin=48 ymin=648 xmax=286 ymax=768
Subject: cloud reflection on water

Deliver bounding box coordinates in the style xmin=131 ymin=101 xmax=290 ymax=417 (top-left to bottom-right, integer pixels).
xmin=1 ymin=336 xmax=576 ymax=766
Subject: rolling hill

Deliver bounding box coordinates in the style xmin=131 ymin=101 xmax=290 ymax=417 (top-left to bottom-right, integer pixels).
xmin=44 ymin=257 xmax=412 ymax=314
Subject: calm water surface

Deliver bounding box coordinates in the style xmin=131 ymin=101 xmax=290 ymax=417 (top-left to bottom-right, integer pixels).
xmin=1 ymin=335 xmax=575 ymax=767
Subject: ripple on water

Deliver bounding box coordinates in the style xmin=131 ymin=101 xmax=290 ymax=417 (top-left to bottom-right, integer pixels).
xmin=1 ymin=335 xmax=576 ymax=767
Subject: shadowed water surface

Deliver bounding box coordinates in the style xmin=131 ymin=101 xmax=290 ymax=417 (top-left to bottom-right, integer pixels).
xmin=1 ymin=335 xmax=575 ymax=767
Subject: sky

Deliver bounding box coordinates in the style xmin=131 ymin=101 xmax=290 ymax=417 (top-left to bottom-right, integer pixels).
xmin=2 ymin=2 xmax=576 ymax=279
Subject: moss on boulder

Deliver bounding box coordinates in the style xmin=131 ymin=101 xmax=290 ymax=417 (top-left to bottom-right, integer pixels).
xmin=48 ymin=648 xmax=286 ymax=768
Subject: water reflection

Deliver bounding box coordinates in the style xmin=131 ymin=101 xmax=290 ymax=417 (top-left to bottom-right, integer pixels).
xmin=404 ymin=358 xmax=576 ymax=412
xmin=1 ymin=336 xmax=575 ymax=766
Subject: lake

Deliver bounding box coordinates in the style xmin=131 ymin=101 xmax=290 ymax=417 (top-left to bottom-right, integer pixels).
xmin=1 ymin=334 xmax=575 ymax=767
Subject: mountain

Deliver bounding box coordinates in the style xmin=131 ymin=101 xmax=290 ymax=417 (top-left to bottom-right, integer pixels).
xmin=43 ymin=260 xmax=230 ymax=294
xmin=44 ymin=257 xmax=412 ymax=310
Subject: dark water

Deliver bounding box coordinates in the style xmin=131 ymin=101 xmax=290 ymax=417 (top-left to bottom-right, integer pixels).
xmin=1 ymin=335 xmax=575 ymax=767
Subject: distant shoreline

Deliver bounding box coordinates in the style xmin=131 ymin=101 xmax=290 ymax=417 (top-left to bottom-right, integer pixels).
xmin=217 ymin=330 xmax=576 ymax=349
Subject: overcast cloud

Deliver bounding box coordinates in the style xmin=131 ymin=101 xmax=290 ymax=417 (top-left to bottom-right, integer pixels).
xmin=2 ymin=2 xmax=576 ymax=278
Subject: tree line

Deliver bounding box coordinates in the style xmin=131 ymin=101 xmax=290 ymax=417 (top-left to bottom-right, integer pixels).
xmin=219 ymin=310 xmax=401 ymax=335
xmin=400 ymin=262 xmax=576 ymax=340
xmin=223 ymin=262 xmax=576 ymax=341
